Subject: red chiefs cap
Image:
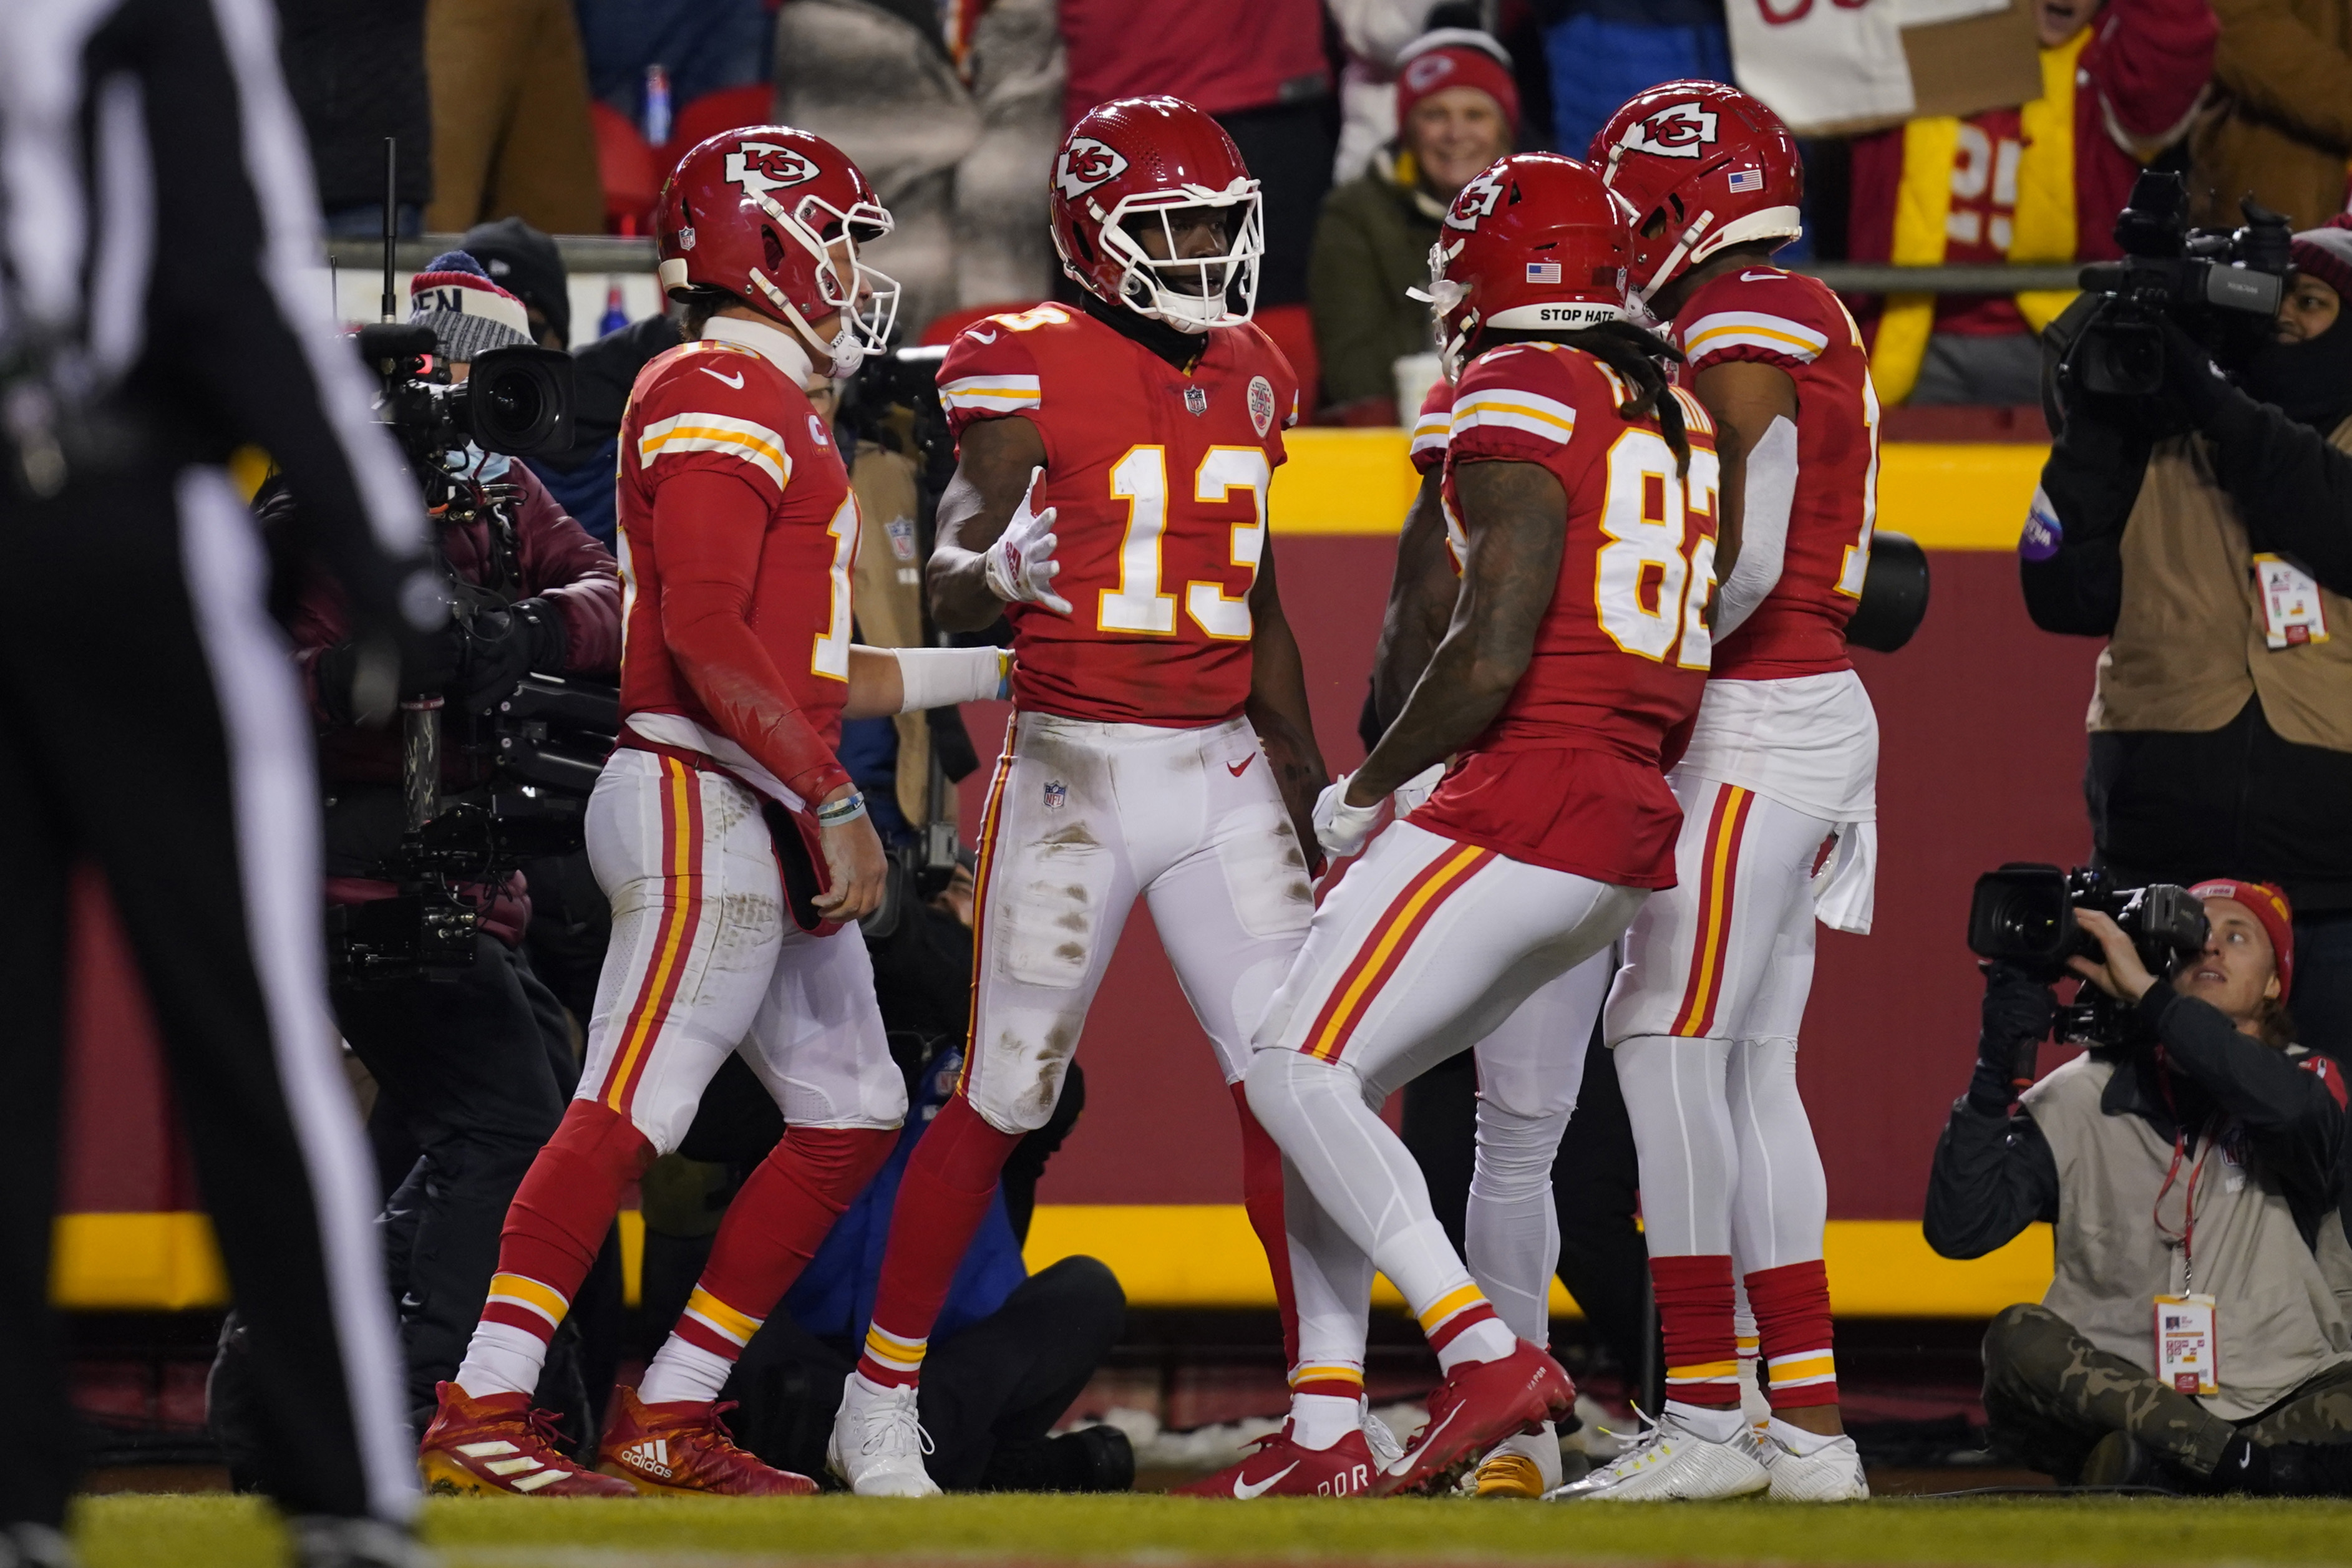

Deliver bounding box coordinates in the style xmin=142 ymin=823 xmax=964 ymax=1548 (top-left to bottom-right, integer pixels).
xmin=1395 ymin=30 xmax=1520 ymax=137
xmin=2189 ymin=879 xmax=2295 ymax=998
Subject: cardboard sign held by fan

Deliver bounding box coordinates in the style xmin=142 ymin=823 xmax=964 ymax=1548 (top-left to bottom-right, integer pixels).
xmin=1726 ymin=0 xmax=2043 ymax=138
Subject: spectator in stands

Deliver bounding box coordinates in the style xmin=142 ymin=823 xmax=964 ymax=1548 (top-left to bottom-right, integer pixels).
xmin=1057 ymin=0 xmax=1333 ymax=308
xmin=1850 ymin=0 xmax=2216 ymax=406
xmin=773 ymin=0 xmax=1064 ymax=338
xmin=278 ymin=0 xmax=430 ymax=236
xmin=1925 ymin=894 xmax=2352 ymax=1493
xmin=575 ymin=0 xmax=775 ymax=137
xmin=2191 ymin=0 xmax=2352 ymax=231
xmin=1309 ymin=30 xmax=1519 ymax=419
xmin=2023 ymin=214 xmax=2352 ymax=1063
xmin=424 ymin=0 xmax=603 ymax=235
xmin=1543 ymin=1 xmax=1728 ymax=159
xmin=1329 ymin=2 xmax=1500 ymax=184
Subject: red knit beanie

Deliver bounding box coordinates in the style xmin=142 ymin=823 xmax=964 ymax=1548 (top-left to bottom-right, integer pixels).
xmin=2189 ymin=879 xmax=2296 ymax=999
xmin=1395 ymin=29 xmax=1520 ymax=138
xmin=2288 ymin=213 xmax=2352 ymax=302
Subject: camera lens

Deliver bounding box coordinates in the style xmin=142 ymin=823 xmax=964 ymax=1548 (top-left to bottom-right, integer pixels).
xmin=463 ymin=346 xmax=573 ymax=457
xmin=485 ymin=372 xmax=542 ymax=430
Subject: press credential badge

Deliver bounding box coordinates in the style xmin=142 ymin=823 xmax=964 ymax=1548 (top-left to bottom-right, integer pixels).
xmin=2254 ymin=554 xmax=2330 ymax=649
xmin=2155 ymin=1293 xmax=2219 ymax=1396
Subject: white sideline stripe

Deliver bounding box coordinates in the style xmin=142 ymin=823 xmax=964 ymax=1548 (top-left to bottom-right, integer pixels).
xmin=178 ymin=468 xmax=416 ymax=1522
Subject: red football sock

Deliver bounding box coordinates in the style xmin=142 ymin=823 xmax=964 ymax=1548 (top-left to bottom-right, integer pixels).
xmin=1746 ymin=1259 xmax=1839 ymax=1411
xmin=480 ymin=1099 xmax=653 ymax=1345
xmin=671 ymin=1126 xmax=898 ymax=1363
xmin=1651 ymin=1254 xmax=1740 ymax=1409
xmin=1232 ymin=1080 xmax=1302 ymax=1372
xmin=855 ymin=1093 xmax=1022 ymax=1387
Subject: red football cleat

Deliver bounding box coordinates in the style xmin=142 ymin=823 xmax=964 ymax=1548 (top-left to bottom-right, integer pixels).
xmin=1173 ymin=1423 xmax=1383 ymax=1499
xmin=417 ymin=1381 xmax=636 ymax=1497
xmin=1374 ymin=1340 xmax=1575 ymax=1496
xmin=596 ymin=1387 xmax=819 ymax=1497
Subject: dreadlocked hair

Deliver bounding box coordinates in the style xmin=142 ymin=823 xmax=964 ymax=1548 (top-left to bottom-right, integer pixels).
xmin=1476 ymin=321 xmax=1689 ymax=472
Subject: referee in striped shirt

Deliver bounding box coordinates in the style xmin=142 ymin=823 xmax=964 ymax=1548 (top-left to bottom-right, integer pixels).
xmin=0 ymin=2 xmax=441 ymax=1564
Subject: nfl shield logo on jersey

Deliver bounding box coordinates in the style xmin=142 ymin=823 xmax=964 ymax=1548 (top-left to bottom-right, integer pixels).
xmin=1043 ymin=780 xmax=1068 ymax=810
xmin=1248 ymin=375 xmax=1275 ymax=437
xmin=1184 ymin=385 xmax=1208 ymax=417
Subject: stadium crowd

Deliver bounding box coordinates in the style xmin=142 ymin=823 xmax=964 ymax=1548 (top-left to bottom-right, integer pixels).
xmin=2 ymin=1 xmax=2351 ymax=1564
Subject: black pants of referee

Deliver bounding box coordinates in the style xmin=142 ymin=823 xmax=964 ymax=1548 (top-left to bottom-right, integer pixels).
xmin=0 ymin=461 xmax=411 ymax=1527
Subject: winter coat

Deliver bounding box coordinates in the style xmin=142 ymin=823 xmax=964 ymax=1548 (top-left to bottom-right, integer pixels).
xmin=2191 ymin=0 xmax=2352 ymax=231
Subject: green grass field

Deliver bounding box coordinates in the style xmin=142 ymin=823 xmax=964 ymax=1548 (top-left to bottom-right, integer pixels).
xmin=69 ymin=1492 xmax=2352 ymax=1567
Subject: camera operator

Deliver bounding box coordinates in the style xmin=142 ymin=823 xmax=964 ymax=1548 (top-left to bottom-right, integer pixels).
xmin=2026 ymin=208 xmax=2352 ymax=1062
xmin=278 ymin=253 xmax=622 ymax=1430
xmin=1926 ymin=883 xmax=2352 ymax=1493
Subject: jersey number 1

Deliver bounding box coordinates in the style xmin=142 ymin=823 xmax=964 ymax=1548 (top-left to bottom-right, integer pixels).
xmin=1100 ymin=445 xmax=1267 ymax=641
xmin=811 ymin=495 xmax=858 ymax=680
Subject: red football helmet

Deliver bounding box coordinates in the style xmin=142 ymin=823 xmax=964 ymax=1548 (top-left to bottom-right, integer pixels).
xmin=1049 ymin=96 xmax=1263 ymax=332
xmin=1421 ymin=153 xmax=1632 ymax=379
xmin=1588 ymin=81 xmax=1803 ymax=305
xmin=654 ymin=125 xmax=899 ymax=372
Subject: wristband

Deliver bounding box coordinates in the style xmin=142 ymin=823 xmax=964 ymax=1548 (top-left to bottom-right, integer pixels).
xmin=891 ymin=646 xmax=1012 ymax=710
xmin=817 ymin=790 xmax=868 ymax=828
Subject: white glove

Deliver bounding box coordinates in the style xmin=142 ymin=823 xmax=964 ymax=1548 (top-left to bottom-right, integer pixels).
xmin=1313 ymin=775 xmax=1384 ymax=861
xmin=1392 ymin=762 xmax=1445 ymax=817
xmin=982 ymin=466 xmax=1071 ymax=614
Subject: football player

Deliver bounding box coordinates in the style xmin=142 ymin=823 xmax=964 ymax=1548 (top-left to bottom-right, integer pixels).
xmin=824 ymin=97 xmax=1342 ymax=1498
xmin=417 ymin=128 xmax=1011 ymax=1498
xmin=1243 ymin=152 xmax=1721 ymax=1498
xmin=1550 ymin=82 xmax=1880 ymax=1503
xmin=1317 ymin=374 xmax=1617 ymax=1502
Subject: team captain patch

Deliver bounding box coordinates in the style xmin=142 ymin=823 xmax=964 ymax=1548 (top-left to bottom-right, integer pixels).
xmin=1248 ymin=375 xmax=1275 ymax=437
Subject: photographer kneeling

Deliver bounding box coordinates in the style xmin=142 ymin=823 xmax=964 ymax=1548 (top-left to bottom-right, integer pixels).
xmin=1927 ymin=884 xmax=2352 ymax=1493
xmin=270 ymin=255 xmax=623 ymax=1433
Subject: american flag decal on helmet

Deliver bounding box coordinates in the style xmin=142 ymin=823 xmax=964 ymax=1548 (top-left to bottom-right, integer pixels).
xmin=1728 ymin=168 xmax=1764 ymax=193
xmin=1525 ymin=261 xmax=1562 ymax=283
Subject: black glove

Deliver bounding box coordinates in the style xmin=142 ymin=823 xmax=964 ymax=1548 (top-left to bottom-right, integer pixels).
xmin=1970 ymin=962 xmax=2055 ymax=1114
xmin=450 ymin=596 xmax=570 ymax=712
xmin=311 ymin=617 xmax=462 ymax=725
xmin=2157 ymin=317 xmax=2242 ymax=431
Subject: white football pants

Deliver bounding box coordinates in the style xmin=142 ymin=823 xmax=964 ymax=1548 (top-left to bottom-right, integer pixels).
xmin=960 ymin=712 xmax=1314 ymax=1133
xmin=576 ymin=748 xmax=906 ymax=1151
xmin=1246 ymin=821 xmax=1644 ymax=1322
xmin=1605 ymin=775 xmax=1832 ymax=1268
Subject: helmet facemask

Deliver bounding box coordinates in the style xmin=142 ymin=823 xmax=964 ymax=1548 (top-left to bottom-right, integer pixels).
xmin=745 ymin=186 xmax=902 ymax=373
xmin=1090 ymin=183 xmax=1265 ymax=333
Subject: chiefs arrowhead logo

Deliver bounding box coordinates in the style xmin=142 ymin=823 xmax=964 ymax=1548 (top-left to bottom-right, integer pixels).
xmin=1621 ymin=103 xmax=1719 ymax=160
xmin=725 ymin=140 xmax=822 ymax=200
xmin=1055 ymin=136 xmax=1129 ymax=200
xmin=1444 ymin=166 xmax=1509 ymax=231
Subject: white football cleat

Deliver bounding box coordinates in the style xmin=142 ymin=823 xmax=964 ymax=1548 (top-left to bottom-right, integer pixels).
xmin=1763 ymin=1429 xmax=1870 ymax=1500
xmin=827 ymin=1372 xmax=943 ymax=1498
xmin=1544 ymin=1410 xmax=1770 ymax=1502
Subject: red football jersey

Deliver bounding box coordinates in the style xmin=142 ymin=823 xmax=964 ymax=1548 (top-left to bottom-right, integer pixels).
xmin=937 ymin=302 xmax=1298 ymax=726
xmin=615 ymin=331 xmax=859 ymax=775
xmin=1673 ymin=265 xmax=1878 ymax=680
xmin=1411 ymin=342 xmax=1719 ymax=888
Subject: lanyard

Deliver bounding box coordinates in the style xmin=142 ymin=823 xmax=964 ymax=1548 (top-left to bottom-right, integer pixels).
xmin=2151 ymin=1051 xmax=2212 ymax=1292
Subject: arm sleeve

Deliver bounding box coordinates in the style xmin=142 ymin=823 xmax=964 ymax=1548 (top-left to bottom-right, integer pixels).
xmin=653 ymin=468 xmax=852 ymax=803
xmin=2089 ymin=0 xmax=2219 ymax=145
xmin=512 ymin=467 xmax=623 ymax=675
xmin=2198 ymin=394 xmax=2352 ymax=596
xmin=1714 ymin=414 xmax=1794 ymax=636
xmin=1923 ymin=1098 xmax=2061 ymax=1259
xmin=2142 ymin=987 xmax=2349 ymax=1201
xmin=2019 ymin=405 xmax=2154 ymax=635
xmin=2207 ymin=0 xmax=2352 ymax=151
xmin=146 ymin=0 xmax=429 ymax=621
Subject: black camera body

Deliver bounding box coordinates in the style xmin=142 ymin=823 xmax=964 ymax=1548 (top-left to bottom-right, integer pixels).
xmin=1968 ymin=863 xmax=2210 ymax=1046
xmin=355 ymin=322 xmax=575 ymax=479
xmin=2068 ymin=171 xmax=2291 ymax=398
